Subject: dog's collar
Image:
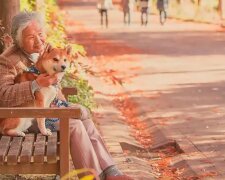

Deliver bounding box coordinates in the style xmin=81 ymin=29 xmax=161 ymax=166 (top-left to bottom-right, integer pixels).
xmin=26 ymin=66 xmax=41 ymax=75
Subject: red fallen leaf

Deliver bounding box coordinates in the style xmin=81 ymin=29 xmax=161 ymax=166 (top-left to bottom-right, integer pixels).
xmin=139 ymin=139 xmax=152 ymax=146
xmin=127 ymin=119 xmax=139 ymax=123
xmin=187 ymin=171 xmax=218 ymax=180
xmin=200 ymin=159 xmax=212 ymax=163
xmin=158 ymin=157 xmax=171 ymax=167
xmin=186 ymin=117 xmax=192 ymax=121
xmin=159 ymin=121 xmax=167 ymax=125
xmin=129 ymin=66 xmax=141 ymax=70
xmin=151 ymin=163 xmax=159 ymax=167
xmin=132 ymin=123 xmax=147 ymax=130
xmin=199 ymin=171 xmax=218 ymax=177
xmin=123 ymin=150 xmax=131 ymax=155
xmin=211 ymin=107 xmax=221 ymax=113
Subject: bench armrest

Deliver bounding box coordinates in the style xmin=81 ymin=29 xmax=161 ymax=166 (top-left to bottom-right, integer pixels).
xmin=62 ymin=87 xmax=77 ymax=100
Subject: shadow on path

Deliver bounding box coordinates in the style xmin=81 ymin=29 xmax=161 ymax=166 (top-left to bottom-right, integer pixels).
xmin=69 ymin=30 xmax=225 ymax=57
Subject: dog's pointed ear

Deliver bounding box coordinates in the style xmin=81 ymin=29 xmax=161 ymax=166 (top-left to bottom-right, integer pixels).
xmin=40 ymin=44 xmax=54 ymax=58
xmin=45 ymin=43 xmax=53 ymax=53
xmin=65 ymin=45 xmax=72 ymax=56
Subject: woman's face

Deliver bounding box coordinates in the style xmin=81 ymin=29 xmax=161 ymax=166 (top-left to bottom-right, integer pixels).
xmin=21 ymin=20 xmax=46 ymax=54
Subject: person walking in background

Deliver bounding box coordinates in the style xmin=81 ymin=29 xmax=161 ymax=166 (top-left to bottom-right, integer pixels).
xmin=157 ymin=0 xmax=168 ymax=25
xmin=97 ymin=0 xmax=113 ymax=28
xmin=121 ymin=0 xmax=134 ymax=25
xmin=140 ymin=0 xmax=150 ymax=26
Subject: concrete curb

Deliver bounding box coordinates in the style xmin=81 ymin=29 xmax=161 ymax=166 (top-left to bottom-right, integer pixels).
xmin=145 ymin=121 xmax=223 ymax=179
xmin=93 ymin=93 xmax=157 ymax=179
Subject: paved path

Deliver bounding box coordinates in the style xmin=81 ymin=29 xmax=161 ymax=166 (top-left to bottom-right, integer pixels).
xmin=61 ymin=0 xmax=225 ymax=179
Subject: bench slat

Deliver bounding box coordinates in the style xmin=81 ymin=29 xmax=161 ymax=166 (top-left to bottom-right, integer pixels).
xmin=20 ymin=134 xmax=35 ymax=163
xmin=7 ymin=137 xmax=23 ymax=164
xmin=33 ymin=134 xmax=46 ymax=163
xmin=46 ymin=132 xmax=58 ymax=163
xmin=0 ymin=136 xmax=11 ymax=164
xmin=0 ymin=163 xmax=59 ymax=174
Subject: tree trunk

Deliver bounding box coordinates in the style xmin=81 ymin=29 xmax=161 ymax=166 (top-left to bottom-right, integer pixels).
xmin=0 ymin=0 xmax=20 ymax=34
xmin=176 ymin=0 xmax=181 ymax=4
xmin=218 ymin=0 xmax=225 ymax=19
xmin=194 ymin=0 xmax=201 ymax=17
xmin=218 ymin=0 xmax=225 ymax=27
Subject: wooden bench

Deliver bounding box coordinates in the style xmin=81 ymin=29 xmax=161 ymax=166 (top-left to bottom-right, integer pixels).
xmin=0 ymin=87 xmax=80 ymax=177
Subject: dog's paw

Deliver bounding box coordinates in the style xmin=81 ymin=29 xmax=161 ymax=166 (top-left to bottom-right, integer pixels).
xmin=6 ymin=130 xmax=26 ymax=137
xmin=17 ymin=132 xmax=26 ymax=137
xmin=41 ymin=128 xmax=52 ymax=136
xmin=46 ymin=128 xmax=52 ymax=136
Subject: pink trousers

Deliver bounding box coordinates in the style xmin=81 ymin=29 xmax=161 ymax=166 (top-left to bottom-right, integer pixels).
xmin=68 ymin=104 xmax=115 ymax=176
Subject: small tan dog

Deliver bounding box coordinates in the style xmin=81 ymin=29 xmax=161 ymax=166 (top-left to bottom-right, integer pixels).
xmin=0 ymin=44 xmax=72 ymax=136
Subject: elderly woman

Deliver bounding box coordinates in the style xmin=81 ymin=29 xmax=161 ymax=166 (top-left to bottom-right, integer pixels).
xmin=0 ymin=11 xmax=132 ymax=180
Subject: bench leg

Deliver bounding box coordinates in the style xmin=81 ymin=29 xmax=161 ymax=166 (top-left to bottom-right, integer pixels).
xmin=60 ymin=118 xmax=70 ymax=177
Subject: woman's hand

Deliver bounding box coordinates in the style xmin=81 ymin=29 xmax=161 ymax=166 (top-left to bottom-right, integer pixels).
xmin=57 ymin=90 xmax=67 ymax=101
xmin=36 ymin=73 xmax=58 ymax=87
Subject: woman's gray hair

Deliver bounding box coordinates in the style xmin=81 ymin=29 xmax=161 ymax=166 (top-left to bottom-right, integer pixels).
xmin=11 ymin=11 xmax=45 ymax=47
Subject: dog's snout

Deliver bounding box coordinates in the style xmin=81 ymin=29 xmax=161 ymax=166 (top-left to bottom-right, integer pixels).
xmin=61 ymin=65 xmax=66 ymax=71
